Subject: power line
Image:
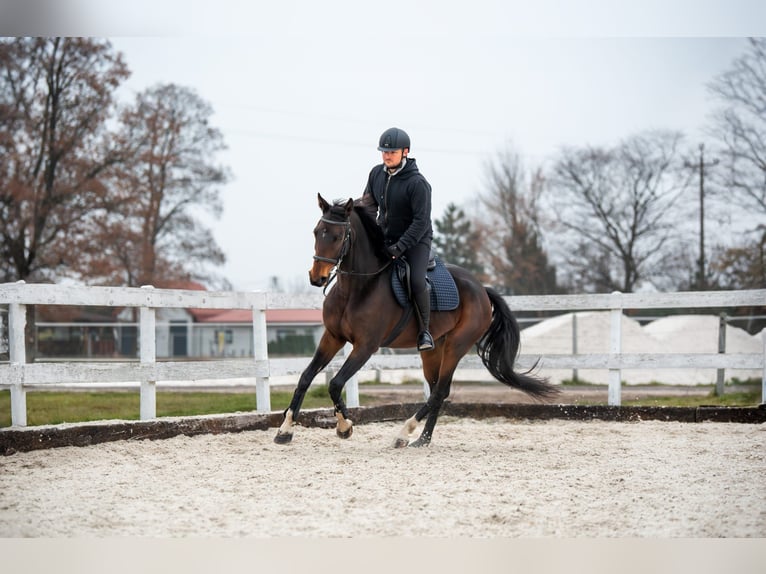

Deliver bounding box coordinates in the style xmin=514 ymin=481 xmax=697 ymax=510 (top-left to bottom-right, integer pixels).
xmin=220 ymin=126 xmax=496 ymax=157
xmin=216 ymin=101 xmax=505 ymax=138
xmin=684 ymin=143 xmax=719 ymax=290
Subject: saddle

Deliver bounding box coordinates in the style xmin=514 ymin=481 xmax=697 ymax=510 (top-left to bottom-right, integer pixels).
xmin=390 ymin=253 xmax=459 ymax=311
xmin=380 ymin=253 xmax=459 ymax=348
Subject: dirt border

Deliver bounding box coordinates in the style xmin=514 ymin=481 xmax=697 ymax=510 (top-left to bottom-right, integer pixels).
xmin=2 ymin=402 xmax=764 ymax=455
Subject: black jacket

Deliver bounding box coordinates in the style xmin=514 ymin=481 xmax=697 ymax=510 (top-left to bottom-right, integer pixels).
xmin=361 ymin=158 xmax=433 ymax=253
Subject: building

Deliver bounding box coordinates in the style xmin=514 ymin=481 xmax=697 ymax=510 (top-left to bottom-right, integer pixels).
xmin=155 ymin=307 xmax=324 ymax=358
xmin=29 ymin=281 xmax=324 ymax=359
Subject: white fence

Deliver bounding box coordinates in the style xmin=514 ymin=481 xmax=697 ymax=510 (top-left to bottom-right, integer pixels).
xmin=1 ymin=282 xmax=764 ymax=427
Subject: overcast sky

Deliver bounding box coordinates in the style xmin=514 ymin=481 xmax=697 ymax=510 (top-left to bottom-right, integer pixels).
xmin=4 ymin=1 xmax=766 ymax=291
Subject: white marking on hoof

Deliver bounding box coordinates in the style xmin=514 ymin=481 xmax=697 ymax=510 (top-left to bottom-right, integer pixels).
xmin=274 ymin=409 xmax=295 ymax=444
xmin=393 ymin=415 xmax=418 ymax=448
xmin=335 ymin=412 xmax=353 ymax=438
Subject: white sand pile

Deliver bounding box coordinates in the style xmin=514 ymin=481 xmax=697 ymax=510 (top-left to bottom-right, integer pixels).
xmin=521 ymin=313 xmax=763 ymax=385
xmin=1 ymin=418 xmax=763 ymax=537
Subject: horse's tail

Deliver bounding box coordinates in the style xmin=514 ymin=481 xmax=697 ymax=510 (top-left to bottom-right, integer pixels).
xmin=476 ymin=287 xmax=559 ymax=400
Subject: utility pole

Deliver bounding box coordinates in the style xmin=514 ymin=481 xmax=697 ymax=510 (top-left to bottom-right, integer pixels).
xmin=685 ymin=144 xmax=719 ymax=290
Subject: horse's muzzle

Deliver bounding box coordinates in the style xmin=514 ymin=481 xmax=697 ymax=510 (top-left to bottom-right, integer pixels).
xmin=309 ymin=265 xmax=329 ymax=287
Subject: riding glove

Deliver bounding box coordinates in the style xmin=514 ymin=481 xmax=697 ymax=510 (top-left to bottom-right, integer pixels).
xmin=387 ymin=244 xmax=403 ymax=259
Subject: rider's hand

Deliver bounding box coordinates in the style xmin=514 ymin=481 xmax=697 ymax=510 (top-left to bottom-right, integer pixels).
xmin=387 ymin=244 xmax=402 ymax=259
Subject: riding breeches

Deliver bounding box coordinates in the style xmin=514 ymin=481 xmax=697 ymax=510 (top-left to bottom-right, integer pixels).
xmin=403 ymin=242 xmax=430 ymax=294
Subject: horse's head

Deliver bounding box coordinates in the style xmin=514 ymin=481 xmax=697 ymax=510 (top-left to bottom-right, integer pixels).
xmin=309 ymin=193 xmax=354 ymax=287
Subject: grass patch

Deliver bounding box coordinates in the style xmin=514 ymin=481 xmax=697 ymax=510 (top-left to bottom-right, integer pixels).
xmin=623 ymin=388 xmax=761 ymax=408
xmin=560 ymin=378 xmax=602 ymax=387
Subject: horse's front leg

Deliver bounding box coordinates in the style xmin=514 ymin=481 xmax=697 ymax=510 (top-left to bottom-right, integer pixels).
xmin=274 ymin=332 xmax=343 ymax=445
xmin=327 ymin=346 xmax=376 ymax=439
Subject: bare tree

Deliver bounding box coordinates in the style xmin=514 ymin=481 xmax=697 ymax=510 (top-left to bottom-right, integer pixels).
xmin=708 ymin=38 xmax=766 ymax=217
xmin=549 ymin=130 xmax=688 ymax=293
xmin=710 ymin=226 xmax=766 ymax=289
xmin=77 ymin=83 xmax=229 ymax=287
xmin=0 ymin=37 xmax=129 ymax=283
xmin=478 ymin=149 xmax=558 ymax=295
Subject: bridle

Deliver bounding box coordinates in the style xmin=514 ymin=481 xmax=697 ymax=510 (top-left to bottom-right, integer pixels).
xmin=313 ymin=215 xmax=392 ymax=293
xmin=313 ymin=217 xmax=352 ymax=267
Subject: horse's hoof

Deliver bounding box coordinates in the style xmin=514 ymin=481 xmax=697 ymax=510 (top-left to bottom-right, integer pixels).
xmin=392 ymin=437 xmax=409 ymax=449
xmin=273 ymin=431 xmax=293 ymax=445
xmin=336 ymin=425 xmax=353 ymax=439
xmin=408 ymin=437 xmax=431 ymax=448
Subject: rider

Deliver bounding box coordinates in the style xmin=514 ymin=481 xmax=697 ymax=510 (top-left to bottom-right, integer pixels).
xmin=361 ymin=127 xmax=435 ymax=352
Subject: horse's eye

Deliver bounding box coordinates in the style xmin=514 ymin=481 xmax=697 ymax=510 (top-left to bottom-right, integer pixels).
xmin=315 ymin=226 xmax=339 ymax=241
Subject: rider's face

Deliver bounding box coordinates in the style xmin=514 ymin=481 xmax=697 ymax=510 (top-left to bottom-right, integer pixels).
xmin=381 ymin=149 xmax=406 ymax=169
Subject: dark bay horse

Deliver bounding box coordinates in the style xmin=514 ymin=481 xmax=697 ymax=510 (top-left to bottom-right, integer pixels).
xmin=274 ymin=194 xmax=558 ymax=447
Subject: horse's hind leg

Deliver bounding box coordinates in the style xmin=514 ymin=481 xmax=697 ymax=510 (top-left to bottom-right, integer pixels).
xmin=396 ymin=336 xmax=475 ymax=448
xmin=393 ymin=349 xmax=441 ymax=448
xmin=393 ymin=380 xmax=452 ymax=448
xmin=408 ymin=378 xmax=453 ymax=448
xmin=393 ymin=404 xmax=430 ymax=448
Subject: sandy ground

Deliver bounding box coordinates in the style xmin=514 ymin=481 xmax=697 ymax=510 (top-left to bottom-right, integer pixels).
xmin=1 ymin=417 xmax=764 ymax=537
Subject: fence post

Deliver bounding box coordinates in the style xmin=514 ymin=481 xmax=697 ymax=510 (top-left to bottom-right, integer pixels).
xmin=253 ymin=305 xmax=271 ymax=413
xmin=572 ymin=313 xmax=579 ymax=383
xmin=762 ymin=329 xmax=765 ymax=406
xmin=716 ymin=313 xmax=727 ymax=396
xmin=9 ymin=298 xmax=27 ymax=427
xmin=139 ymin=286 xmax=157 ymax=420
xmin=344 ymin=342 xmax=360 ymax=408
xmin=608 ymin=291 xmax=623 ymax=406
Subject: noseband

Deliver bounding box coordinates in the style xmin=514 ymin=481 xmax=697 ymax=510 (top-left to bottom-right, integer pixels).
xmin=313 ymin=217 xmax=352 ymax=267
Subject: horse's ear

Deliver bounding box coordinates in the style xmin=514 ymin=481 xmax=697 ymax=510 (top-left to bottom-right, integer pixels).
xmin=344 ymin=198 xmax=354 ymax=217
xmin=318 ymin=193 xmax=330 ymax=213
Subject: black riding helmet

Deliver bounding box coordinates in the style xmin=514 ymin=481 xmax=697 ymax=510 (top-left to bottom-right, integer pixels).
xmin=377 ymin=127 xmax=410 ymax=151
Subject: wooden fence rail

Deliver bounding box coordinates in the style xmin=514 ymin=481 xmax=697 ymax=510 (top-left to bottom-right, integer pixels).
xmin=1 ymin=282 xmax=764 ymax=427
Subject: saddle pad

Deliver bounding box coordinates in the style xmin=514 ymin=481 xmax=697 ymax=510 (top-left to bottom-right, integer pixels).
xmin=391 ymin=257 xmax=460 ymax=311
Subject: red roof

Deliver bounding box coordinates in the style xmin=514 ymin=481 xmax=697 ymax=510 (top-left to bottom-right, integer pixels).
xmin=190 ymin=308 xmax=322 ymax=324
xmin=157 ymin=282 xmax=322 ymax=325
xmin=155 ymin=280 xmax=208 ymax=291
xmin=266 ymin=309 xmax=323 ymax=324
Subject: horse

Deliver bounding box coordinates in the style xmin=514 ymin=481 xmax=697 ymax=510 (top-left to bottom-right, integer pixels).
xmin=274 ymin=194 xmax=559 ymax=447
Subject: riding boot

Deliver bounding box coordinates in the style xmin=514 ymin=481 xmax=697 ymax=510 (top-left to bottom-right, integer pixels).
xmin=413 ymin=287 xmax=435 ymax=351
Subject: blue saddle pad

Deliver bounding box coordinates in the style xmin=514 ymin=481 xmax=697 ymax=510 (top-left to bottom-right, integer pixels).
xmin=391 ymin=256 xmax=460 ymax=311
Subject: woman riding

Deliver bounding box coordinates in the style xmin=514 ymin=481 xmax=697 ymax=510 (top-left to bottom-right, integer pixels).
xmin=361 ymin=127 xmax=435 ymax=351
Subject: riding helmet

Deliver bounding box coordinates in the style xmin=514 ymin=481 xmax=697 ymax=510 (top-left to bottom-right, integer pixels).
xmin=377 ymin=127 xmax=411 ymax=151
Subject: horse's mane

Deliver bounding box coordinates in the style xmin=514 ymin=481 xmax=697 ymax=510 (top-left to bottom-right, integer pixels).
xmin=328 ymin=199 xmax=388 ymax=260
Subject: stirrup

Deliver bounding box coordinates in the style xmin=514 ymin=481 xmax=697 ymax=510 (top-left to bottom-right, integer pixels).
xmin=417 ymin=331 xmax=435 ymax=351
